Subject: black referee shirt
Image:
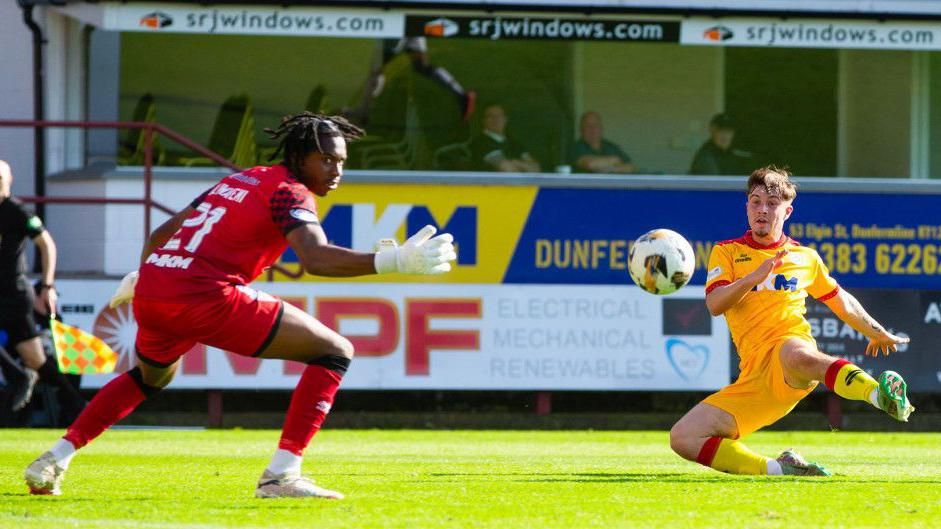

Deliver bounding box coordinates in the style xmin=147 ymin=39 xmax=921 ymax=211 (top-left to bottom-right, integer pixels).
xmin=0 ymin=196 xmax=45 ymax=294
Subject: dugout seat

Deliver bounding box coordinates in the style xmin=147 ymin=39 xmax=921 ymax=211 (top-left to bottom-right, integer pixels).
xmin=433 ymin=139 xmax=472 ymax=171
xmin=180 ymin=95 xmax=257 ymax=168
xmin=117 ymin=93 xmax=166 ymax=166
xmin=358 ymin=101 xmax=423 ymax=170
xmin=305 ymin=84 xmax=328 ymax=114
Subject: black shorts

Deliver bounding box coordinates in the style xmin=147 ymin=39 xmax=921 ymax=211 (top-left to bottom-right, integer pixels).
xmin=0 ymin=278 xmax=38 ymax=348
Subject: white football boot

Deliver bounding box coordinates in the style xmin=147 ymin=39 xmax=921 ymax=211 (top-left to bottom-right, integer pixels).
xmin=255 ymin=470 xmax=344 ymax=499
xmin=25 ymin=451 xmax=66 ymax=495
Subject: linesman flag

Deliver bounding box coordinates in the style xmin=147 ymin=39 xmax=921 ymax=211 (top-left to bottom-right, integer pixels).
xmin=51 ymin=319 xmax=118 ymax=374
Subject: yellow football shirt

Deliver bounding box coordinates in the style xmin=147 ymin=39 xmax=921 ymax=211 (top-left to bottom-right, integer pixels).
xmin=705 ymin=231 xmax=839 ymax=367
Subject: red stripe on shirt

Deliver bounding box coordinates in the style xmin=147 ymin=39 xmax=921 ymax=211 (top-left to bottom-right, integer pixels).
xmin=817 ymin=286 xmax=840 ymax=302
xmin=705 ymin=280 xmax=731 ymax=295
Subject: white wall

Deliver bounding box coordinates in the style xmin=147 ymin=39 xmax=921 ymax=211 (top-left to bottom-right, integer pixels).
xmin=0 ymin=1 xmax=37 ymax=196
xmin=574 ymin=42 xmax=723 ymax=175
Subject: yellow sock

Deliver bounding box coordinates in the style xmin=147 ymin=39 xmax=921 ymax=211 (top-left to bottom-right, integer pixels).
xmin=697 ymin=437 xmax=768 ymax=475
xmin=826 ymin=359 xmax=878 ymax=404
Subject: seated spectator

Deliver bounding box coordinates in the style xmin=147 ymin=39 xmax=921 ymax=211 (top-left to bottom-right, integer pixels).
xmin=689 ymin=113 xmax=752 ymax=175
xmin=469 ymin=104 xmax=540 ymax=173
xmin=571 ymin=111 xmax=634 ymax=174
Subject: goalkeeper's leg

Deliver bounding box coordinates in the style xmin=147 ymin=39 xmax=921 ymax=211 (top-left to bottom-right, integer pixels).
xmin=25 ymin=359 xmax=176 ymax=495
xmin=255 ymin=302 xmax=352 ymax=499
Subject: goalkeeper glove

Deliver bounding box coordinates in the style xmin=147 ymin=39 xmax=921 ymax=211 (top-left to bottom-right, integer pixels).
xmin=109 ymin=270 xmax=139 ymax=308
xmin=374 ymin=225 xmax=457 ymax=275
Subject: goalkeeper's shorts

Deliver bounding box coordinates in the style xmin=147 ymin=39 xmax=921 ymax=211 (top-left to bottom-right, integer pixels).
xmin=702 ymin=335 xmax=817 ymax=438
xmin=133 ymin=284 xmax=283 ymax=367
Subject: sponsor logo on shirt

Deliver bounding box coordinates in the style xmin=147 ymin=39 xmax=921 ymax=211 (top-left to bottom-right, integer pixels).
xmin=230 ymin=173 xmax=260 ymax=186
xmin=146 ymin=253 xmax=194 ymax=269
xmin=734 ymin=254 xmax=751 ymax=263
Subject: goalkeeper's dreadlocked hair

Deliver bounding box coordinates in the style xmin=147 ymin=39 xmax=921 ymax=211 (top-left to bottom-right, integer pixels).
xmin=264 ymin=112 xmax=365 ymax=176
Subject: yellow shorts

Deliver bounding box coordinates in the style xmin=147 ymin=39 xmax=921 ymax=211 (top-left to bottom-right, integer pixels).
xmin=702 ymin=336 xmax=817 ymax=438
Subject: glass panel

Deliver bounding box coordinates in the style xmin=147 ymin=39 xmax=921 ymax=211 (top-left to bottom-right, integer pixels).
xmin=114 ymin=31 xmax=925 ymax=178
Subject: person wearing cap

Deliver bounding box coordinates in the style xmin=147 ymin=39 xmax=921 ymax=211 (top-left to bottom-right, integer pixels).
xmin=689 ymin=113 xmax=752 ymax=176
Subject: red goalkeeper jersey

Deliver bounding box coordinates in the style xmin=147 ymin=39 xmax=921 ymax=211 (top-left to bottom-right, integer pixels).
xmin=136 ymin=165 xmax=318 ymax=301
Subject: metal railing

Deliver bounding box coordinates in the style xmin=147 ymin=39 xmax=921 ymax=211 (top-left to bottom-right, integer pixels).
xmin=0 ymin=119 xmax=240 ymax=238
xmin=0 ymin=118 xmax=305 ymax=280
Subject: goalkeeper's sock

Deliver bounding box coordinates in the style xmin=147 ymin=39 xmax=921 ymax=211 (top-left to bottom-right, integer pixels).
xmin=266 ymin=449 xmax=302 ymax=475
xmin=825 ymin=359 xmax=880 ymax=407
xmin=63 ymin=367 xmax=161 ymax=449
xmin=277 ymin=356 xmax=348 ymax=456
xmin=697 ymin=437 xmax=769 ymax=475
xmin=50 ymin=438 xmax=77 ymax=469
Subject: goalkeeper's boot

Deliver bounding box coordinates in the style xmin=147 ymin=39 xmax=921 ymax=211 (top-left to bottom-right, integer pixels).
xmin=255 ymin=470 xmax=344 ymax=499
xmin=877 ymin=371 xmax=914 ymax=422
xmin=776 ymin=449 xmax=831 ymax=477
xmin=10 ymin=367 xmax=38 ymax=412
xmin=24 ymin=451 xmax=66 ymax=495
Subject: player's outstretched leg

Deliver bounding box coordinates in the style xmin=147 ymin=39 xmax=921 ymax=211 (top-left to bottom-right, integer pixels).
xmin=824 ymin=359 xmax=914 ymax=422
xmin=671 ymin=403 xmax=830 ymax=477
xmin=24 ymin=364 xmax=169 ymax=495
xmin=255 ymin=303 xmax=353 ymax=499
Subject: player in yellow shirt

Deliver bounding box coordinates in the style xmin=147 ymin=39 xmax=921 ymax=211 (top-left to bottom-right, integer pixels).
xmin=670 ymin=166 xmax=914 ymax=476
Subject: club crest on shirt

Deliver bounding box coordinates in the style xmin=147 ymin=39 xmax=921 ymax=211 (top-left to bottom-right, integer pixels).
xmin=289 ymin=208 xmax=318 ymax=223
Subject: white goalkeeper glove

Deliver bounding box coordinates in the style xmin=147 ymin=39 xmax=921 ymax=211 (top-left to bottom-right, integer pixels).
xmin=109 ymin=270 xmax=139 ymax=308
xmin=374 ymin=225 xmax=457 ymax=275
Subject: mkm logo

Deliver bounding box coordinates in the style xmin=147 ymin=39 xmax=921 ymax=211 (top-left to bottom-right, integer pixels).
xmin=283 ymin=203 xmax=477 ymax=265
xmin=753 ymin=274 xmax=798 ymax=292
xmin=140 ymin=11 xmax=173 ymax=29
xmin=703 ymin=25 xmax=733 ymax=42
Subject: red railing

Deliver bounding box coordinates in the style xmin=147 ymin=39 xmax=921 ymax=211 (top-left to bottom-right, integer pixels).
xmin=0 ymin=119 xmax=240 ymax=238
xmin=0 ymin=119 xmax=301 ymax=279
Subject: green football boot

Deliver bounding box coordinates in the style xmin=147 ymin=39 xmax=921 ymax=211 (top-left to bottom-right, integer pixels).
xmin=877 ymin=370 xmax=915 ymax=422
xmin=776 ymin=449 xmax=831 ymax=477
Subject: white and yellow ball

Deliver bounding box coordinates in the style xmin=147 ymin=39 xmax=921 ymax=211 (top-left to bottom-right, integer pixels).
xmin=628 ymin=229 xmax=695 ymax=295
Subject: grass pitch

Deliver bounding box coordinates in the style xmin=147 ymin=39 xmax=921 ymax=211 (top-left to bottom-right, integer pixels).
xmin=1 ymin=429 xmax=939 ymax=529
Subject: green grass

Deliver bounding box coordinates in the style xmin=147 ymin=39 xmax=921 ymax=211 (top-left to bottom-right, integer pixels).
xmin=2 ymin=429 xmax=939 ymax=529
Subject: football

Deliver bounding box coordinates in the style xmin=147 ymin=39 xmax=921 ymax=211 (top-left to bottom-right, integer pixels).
xmin=628 ymin=229 xmax=696 ymax=295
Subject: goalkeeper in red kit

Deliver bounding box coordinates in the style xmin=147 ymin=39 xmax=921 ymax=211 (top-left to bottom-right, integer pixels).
xmin=25 ymin=112 xmax=456 ymax=499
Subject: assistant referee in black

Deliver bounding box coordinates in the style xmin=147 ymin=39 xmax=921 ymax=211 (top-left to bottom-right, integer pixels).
xmin=0 ymin=159 xmax=61 ymax=412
